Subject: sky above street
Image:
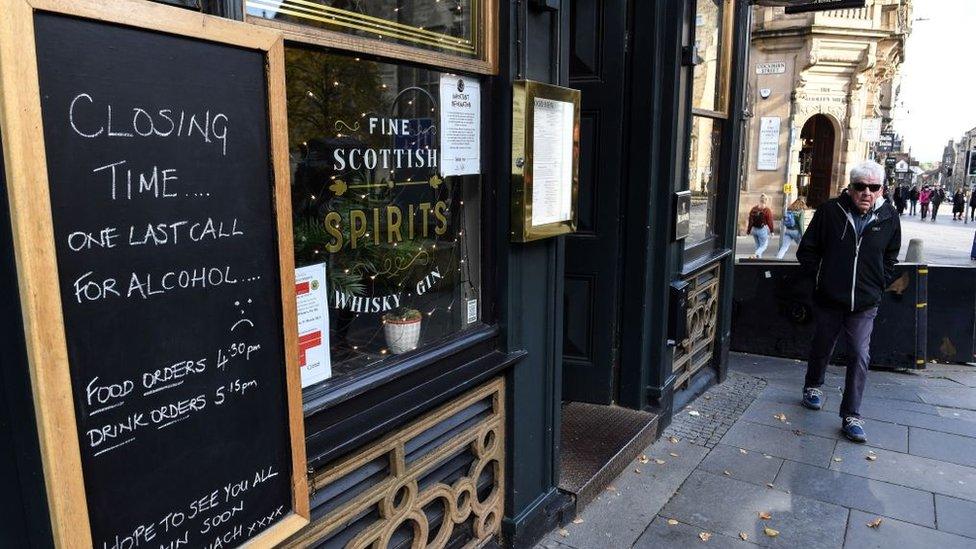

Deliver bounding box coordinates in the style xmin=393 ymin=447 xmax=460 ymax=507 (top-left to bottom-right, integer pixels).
xmin=895 ymin=0 xmax=976 ymax=162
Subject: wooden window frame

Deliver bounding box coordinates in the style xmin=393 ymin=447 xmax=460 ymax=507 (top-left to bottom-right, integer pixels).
xmin=243 ymin=0 xmax=499 ymax=75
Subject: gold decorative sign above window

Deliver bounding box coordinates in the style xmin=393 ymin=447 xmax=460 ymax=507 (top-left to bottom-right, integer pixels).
xmin=247 ymin=0 xmax=477 ymax=56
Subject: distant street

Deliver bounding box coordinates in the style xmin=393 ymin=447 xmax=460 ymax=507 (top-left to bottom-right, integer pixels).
xmin=736 ymin=207 xmax=976 ymax=266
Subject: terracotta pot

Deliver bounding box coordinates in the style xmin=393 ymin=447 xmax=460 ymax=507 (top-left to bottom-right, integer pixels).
xmin=383 ymin=317 xmax=421 ymax=354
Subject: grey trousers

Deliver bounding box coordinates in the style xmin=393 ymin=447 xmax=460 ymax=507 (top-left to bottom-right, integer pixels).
xmin=804 ymin=305 xmax=879 ymax=418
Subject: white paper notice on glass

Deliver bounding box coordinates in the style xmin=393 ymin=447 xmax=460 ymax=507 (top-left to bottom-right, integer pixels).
xmin=439 ymin=75 xmax=481 ymax=176
xmin=757 ymin=116 xmax=781 ymax=171
xmin=531 ymin=97 xmax=575 ymax=226
xmin=295 ymin=262 xmax=331 ymax=388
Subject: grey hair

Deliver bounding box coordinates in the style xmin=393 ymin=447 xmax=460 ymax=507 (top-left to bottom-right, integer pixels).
xmin=849 ymin=160 xmax=886 ymax=185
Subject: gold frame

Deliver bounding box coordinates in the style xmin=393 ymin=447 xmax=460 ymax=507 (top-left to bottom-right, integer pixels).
xmin=510 ymin=80 xmax=581 ymax=243
xmin=244 ymin=0 xmax=499 ymax=76
xmin=0 ymin=0 xmax=309 ymax=546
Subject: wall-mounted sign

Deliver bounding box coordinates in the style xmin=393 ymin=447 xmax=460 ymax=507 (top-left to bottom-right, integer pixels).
xmin=896 ymin=160 xmax=910 ymax=173
xmin=0 ymin=1 xmax=308 ymax=546
xmin=756 ymin=62 xmax=786 ymax=75
xmin=757 ymin=116 xmax=781 ymax=171
xmin=862 ymin=117 xmax=882 ymax=142
xmin=439 ymin=74 xmax=481 ymax=176
xmin=673 ymin=190 xmax=692 ymax=241
xmin=511 ymin=80 xmax=581 ymax=242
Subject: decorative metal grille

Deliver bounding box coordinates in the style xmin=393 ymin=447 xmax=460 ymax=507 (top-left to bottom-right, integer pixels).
xmin=282 ymin=378 xmax=504 ymax=548
xmin=673 ymin=264 xmax=721 ymax=388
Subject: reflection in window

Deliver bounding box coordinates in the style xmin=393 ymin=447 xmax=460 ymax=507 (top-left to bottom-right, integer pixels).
xmin=692 ymin=0 xmax=725 ymax=112
xmin=687 ymin=116 xmax=722 ymax=245
xmin=247 ymin=0 xmax=477 ymax=58
xmin=286 ymin=47 xmax=482 ymax=387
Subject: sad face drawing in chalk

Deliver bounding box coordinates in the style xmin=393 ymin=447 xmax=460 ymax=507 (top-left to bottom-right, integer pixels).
xmin=231 ymin=298 xmax=255 ymax=332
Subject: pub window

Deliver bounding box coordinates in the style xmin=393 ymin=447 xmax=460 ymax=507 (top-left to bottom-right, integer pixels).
xmin=286 ymin=46 xmax=483 ymax=389
xmin=692 ymin=0 xmax=732 ymax=115
xmin=685 ymin=0 xmax=733 ymax=255
xmin=246 ymin=0 xmax=497 ymax=75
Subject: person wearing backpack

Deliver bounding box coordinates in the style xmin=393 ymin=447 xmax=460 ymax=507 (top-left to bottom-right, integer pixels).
xmin=776 ymin=198 xmax=806 ymax=259
xmin=909 ymin=185 xmax=919 ymax=216
xmin=746 ymin=193 xmax=775 ymax=258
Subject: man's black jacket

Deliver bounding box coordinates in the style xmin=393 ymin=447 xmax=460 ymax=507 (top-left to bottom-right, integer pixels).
xmin=796 ymin=192 xmax=901 ymax=312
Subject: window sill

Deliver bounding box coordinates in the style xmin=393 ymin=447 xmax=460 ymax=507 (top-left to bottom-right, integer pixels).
xmin=302 ymin=324 xmax=500 ymax=417
xmin=681 ymin=248 xmax=732 ymax=277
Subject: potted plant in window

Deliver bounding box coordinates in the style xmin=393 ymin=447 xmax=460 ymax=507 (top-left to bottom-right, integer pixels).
xmin=382 ymin=307 xmax=422 ymax=354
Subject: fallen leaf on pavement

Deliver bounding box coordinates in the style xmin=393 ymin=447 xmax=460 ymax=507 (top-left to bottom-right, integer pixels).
xmin=558 ymin=528 xmax=569 ymax=537
xmin=739 ymin=448 xmax=748 ymax=454
xmin=667 ymin=519 xmax=679 ymax=526
xmin=758 ymin=512 xmax=772 ymax=520
xmin=634 ymin=468 xmax=642 ymax=474
xmin=867 ymin=517 xmax=883 ymax=528
xmin=866 ymin=455 xmax=878 ymax=461
xmin=833 ymin=457 xmax=843 ymax=462
xmin=670 ymin=452 xmax=679 ymax=457
xmin=669 ymin=436 xmax=680 ymax=444
xmin=688 ymin=410 xmax=701 ymax=417
xmin=699 ymin=532 xmax=712 ymax=542
xmin=572 ymin=517 xmax=584 ymax=524
xmin=654 ymin=458 xmax=666 ymax=465
xmin=739 ymin=532 xmax=749 ymax=541
xmin=638 ymin=454 xmax=649 ymax=464
xmin=704 ymin=395 xmax=712 ymax=400
xmin=723 ymin=470 xmax=732 ymax=476
xmin=766 ymin=483 xmax=775 ymax=488
xmin=763 ymin=527 xmax=780 ymax=538
xmin=773 ymin=413 xmax=787 ymax=422
xmin=792 ymin=429 xmax=805 ymax=436
xmin=606 ymin=485 xmax=617 ymax=492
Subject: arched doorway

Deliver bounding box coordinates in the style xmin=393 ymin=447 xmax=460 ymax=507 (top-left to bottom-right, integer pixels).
xmin=798 ymin=114 xmax=836 ymax=208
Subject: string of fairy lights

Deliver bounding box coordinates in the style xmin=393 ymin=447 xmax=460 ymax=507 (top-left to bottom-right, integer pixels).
xmin=295 ymin=63 xmax=477 ymax=369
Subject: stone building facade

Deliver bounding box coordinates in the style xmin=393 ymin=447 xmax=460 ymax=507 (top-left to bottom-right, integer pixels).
xmin=738 ymin=0 xmax=912 ymax=232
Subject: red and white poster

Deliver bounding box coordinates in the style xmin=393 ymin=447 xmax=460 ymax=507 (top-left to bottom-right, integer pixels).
xmin=295 ymin=262 xmax=331 ymax=387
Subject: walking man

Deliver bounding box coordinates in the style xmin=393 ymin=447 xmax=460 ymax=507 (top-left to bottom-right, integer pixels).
xmin=796 ymin=161 xmax=901 ymax=443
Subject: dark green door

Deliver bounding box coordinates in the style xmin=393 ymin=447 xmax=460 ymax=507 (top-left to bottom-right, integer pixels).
xmin=562 ymin=0 xmax=628 ymax=404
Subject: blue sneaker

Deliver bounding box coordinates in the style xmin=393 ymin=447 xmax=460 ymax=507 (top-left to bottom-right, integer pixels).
xmin=802 ymin=387 xmax=824 ymax=410
xmin=842 ymin=417 xmax=867 ymax=443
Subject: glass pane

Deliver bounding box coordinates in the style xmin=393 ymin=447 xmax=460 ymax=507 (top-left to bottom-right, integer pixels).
xmin=687 ymin=116 xmax=722 ymax=245
xmin=692 ymin=0 xmax=725 ymax=112
xmin=248 ymin=0 xmax=477 ymax=58
xmin=285 ymin=46 xmax=483 ymax=388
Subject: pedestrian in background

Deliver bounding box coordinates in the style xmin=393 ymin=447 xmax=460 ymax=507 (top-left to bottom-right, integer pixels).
xmin=747 ymin=193 xmax=774 ymax=258
xmin=919 ymin=186 xmax=931 ymax=220
xmin=952 ymin=189 xmax=966 ymax=221
xmin=797 ymin=160 xmax=901 ymax=443
xmin=893 ymin=185 xmax=905 ymax=215
xmin=931 ymin=186 xmax=946 ymax=222
xmin=776 ymin=198 xmax=806 ymax=259
xmin=969 ymin=189 xmax=976 ymax=222
xmin=909 ymin=184 xmax=919 ymax=215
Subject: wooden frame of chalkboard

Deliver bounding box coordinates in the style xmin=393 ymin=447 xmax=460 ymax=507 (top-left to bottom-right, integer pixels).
xmin=0 ymin=0 xmax=308 ymax=546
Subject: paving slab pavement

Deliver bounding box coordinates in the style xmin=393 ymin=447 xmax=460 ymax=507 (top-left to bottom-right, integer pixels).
xmin=535 ymin=353 xmax=976 ymax=548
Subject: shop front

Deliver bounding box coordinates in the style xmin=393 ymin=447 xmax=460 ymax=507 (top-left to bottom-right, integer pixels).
xmin=0 ymin=1 xmax=750 ymax=548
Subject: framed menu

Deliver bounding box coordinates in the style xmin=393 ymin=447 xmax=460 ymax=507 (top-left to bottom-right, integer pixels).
xmin=510 ymin=80 xmax=581 ymax=242
xmin=0 ymin=0 xmax=308 ymax=546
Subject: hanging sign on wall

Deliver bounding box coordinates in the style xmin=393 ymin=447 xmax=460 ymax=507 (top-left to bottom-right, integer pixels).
xmin=0 ymin=1 xmax=308 ymax=547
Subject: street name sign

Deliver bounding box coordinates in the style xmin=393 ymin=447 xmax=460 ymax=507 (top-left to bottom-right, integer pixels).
xmin=756 ymin=62 xmax=786 ymax=75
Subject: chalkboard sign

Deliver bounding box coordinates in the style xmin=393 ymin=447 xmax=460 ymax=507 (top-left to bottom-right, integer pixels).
xmin=0 ymin=1 xmax=307 ymax=547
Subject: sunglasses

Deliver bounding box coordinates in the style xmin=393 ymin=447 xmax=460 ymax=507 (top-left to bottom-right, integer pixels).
xmin=851 ymin=182 xmax=882 ymax=193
